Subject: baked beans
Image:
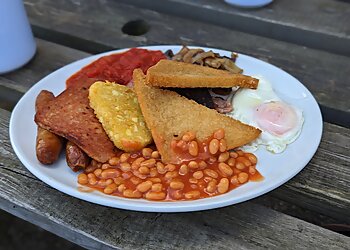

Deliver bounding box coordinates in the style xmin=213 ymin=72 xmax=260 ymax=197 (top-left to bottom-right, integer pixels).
xmin=219 ymin=139 xmax=227 ymax=152
xmin=151 ymin=151 xmax=160 ymax=159
xmin=209 ymin=139 xmax=219 ymax=154
xmin=170 ymin=181 xmax=185 ymax=190
xmin=182 ymin=131 xmax=196 ymax=142
xmin=213 ymin=129 xmax=225 ymax=140
xmin=188 ymin=141 xmax=199 ymax=156
xmin=217 ymin=178 xmax=229 ymax=194
xmin=142 ymin=148 xmax=153 ymax=158
xmin=218 ymin=152 xmax=230 ymax=162
xmin=120 ymin=153 xmax=130 ymax=163
xmin=78 ymin=173 xmax=88 ymax=184
xmin=136 ymin=180 xmax=152 ymax=192
xmin=78 ymin=130 xmax=263 ymax=201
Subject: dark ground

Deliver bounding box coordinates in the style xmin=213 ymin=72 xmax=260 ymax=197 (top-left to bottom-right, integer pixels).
xmin=0 ymin=210 xmax=83 ymax=250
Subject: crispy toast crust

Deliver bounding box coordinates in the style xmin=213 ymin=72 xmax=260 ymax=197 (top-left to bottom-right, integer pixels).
xmin=146 ymin=60 xmax=258 ymax=89
xmin=133 ymin=69 xmax=261 ymax=164
xmin=35 ymin=78 xmax=115 ymax=163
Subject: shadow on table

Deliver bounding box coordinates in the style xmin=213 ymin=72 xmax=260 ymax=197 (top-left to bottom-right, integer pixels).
xmin=0 ymin=209 xmax=82 ymax=250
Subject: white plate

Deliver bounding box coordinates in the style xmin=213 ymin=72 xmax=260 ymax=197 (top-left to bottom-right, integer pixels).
xmin=9 ymin=45 xmax=323 ymax=212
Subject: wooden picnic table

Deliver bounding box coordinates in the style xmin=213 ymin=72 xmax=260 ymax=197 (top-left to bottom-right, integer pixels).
xmin=0 ymin=0 xmax=349 ymax=249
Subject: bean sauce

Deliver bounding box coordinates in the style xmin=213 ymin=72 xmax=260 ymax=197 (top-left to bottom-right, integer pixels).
xmin=77 ymin=129 xmax=263 ymax=201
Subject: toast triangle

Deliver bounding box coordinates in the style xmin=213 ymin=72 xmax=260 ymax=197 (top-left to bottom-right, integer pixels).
xmin=133 ymin=69 xmax=261 ymax=164
xmin=146 ymin=60 xmax=258 ymax=89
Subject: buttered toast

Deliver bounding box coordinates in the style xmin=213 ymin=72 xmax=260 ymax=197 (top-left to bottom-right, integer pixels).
xmin=133 ymin=69 xmax=261 ymax=164
xmin=146 ymin=60 xmax=259 ymax=89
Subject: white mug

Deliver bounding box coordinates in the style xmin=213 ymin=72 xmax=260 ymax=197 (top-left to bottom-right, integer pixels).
xmin=224 ymin=0 xmax=273 ymax=8
xmin=0 ymin=0 xmax=36 ymax=74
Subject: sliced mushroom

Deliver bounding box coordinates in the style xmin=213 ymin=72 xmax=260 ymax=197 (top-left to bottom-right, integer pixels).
xmin=172 ymin=46 xmax=190 ymax=61
xmin=171 ymin=46 xmax=242 ymax=74
xmin=204 ymin=57 xmax=223 ymax=69
xmin=182 ymin=49 xmax=204 ymax=63
xmin=220 ymin=58 xmax=243 ymax=74
xmin=191 ymin=51 xmax=216 ymax=65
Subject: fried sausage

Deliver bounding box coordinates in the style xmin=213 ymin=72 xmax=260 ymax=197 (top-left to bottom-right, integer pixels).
xmin=35 ymin=90 xmax=63 ymax=164
xmin=66 ymin=141 xmax=91 ymax=172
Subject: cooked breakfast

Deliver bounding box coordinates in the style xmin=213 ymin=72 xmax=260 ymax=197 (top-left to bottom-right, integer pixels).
xmin=33 ymin=46 xmax=304 ymax=201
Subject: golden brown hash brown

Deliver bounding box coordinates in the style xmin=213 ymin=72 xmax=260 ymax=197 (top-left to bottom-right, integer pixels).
xmin=89 ymin=81 xmax=152 ymax=152
xmin=146 ymin=60 xmax=259 ymax=89
xmin=35 ymin=79 xmax=115 ymax=163
xmin=133 ymin=69 xmax=261 ymax=164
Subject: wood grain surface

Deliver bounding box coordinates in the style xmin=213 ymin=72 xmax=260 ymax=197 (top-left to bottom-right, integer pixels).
xmin=270 ymin=123 xmax=350 ymax=223
xmin=121 ymin=0 xmax=350 ymax=56
xmin=0 ymin=110 xmax=349 ymax=249
xmin=22 ymin=0 xmax=350 ymax=122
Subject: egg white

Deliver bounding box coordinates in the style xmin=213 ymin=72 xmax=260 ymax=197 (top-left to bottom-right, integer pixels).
xmin=227 ymin=76 xmax=304 ymax=153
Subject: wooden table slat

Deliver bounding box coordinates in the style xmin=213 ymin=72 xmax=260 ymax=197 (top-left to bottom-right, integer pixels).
xmin=21 ymin=0 xmax=350 ymax=124
xmin=121 ymin=0 xmax=350 ymax=56
xmin=0 ymin=109 xmax=349 ymax=249
xmin=271 ymin=121 xmax=350 ymax=223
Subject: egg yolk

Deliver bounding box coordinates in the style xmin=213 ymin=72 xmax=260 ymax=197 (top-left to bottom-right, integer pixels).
xmin=254 ymin=101 xmax=297 ymax=136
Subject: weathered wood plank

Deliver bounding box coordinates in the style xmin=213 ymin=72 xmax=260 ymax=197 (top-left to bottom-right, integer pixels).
xmin=254 ymin=195 xmax=341 ymax=227
xmin=270 ymin=122 xmax=350 ymax=223
xmin=23 ymin=0 xmax=350 ymax=122
xmin=0 ymin=108 xmax=349 ymax=249
xmin=0 ymin=85 xmax=23 ymax=111
xmin=121 ymin=0 xmax=350 ymax=56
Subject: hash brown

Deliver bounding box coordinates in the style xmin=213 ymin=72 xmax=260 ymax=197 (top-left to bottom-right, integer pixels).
xmin=89 ymin=81 xmax=152 ymax=152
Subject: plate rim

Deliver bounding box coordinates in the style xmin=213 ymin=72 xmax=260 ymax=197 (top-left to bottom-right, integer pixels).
xmin=9 ymin=45 xmax=323 ymax=212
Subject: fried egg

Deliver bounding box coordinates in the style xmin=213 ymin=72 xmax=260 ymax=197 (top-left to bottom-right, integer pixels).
xmin=227 ymin=76 xmax=304 ymax=153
